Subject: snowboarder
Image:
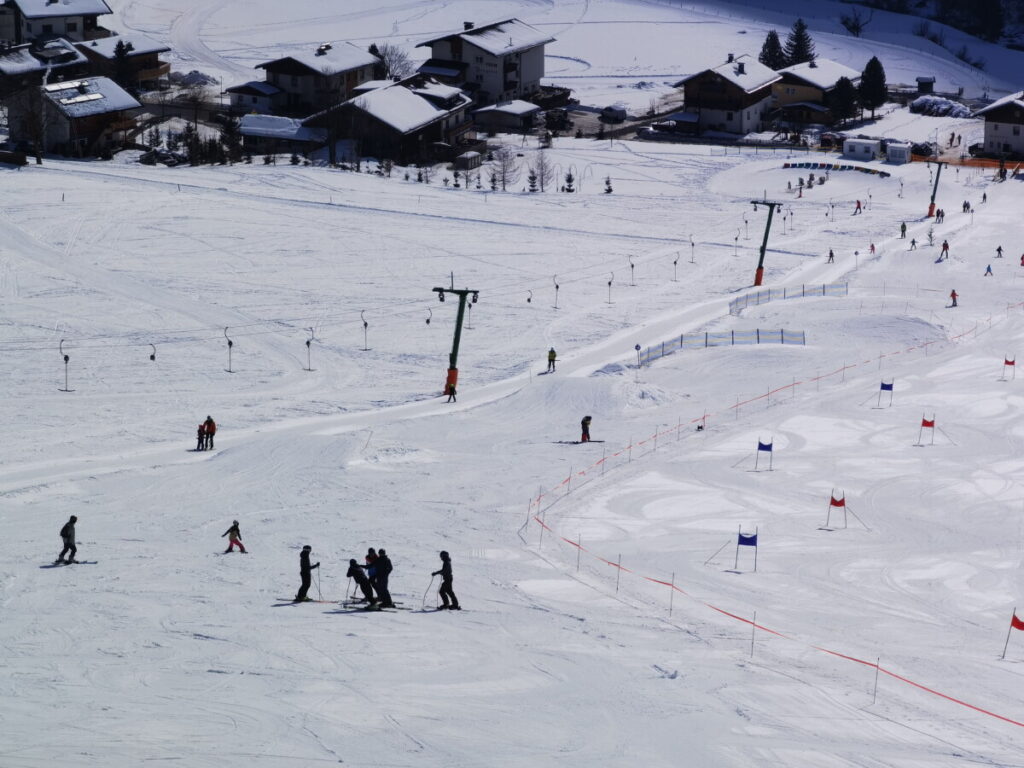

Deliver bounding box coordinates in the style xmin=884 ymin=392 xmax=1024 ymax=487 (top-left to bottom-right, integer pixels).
xmin=432 ymin=551 xmax=460 ymax=610
xmin=294 ymin=545 xmax=319 ymax=602
xmin=221 ymin=520 xmax=246 ymax=553
xmin=996 ymin=245 xmax=1003 ymax=258
xmin=854 ymin=200 xmax=862 ymax=215
xmin=581 ymin=415 xmax=592 ymax=443
xmin=910 ymin=238 xmax=917 ymax=250
xmin=203 ymin=416 xmax=216 ymax=449
xmin=547 ymin=347 xmax=557 ymax=372
xmin=445 ymin=383 xmax=456 ymax=403
xmin=374 ymin=548 xmax=394 ymax=608
xmin=346 ymin=558 xmax=374 ymax=604
xmin=940 ymin=240 xmax=949 ymax=259
xmin=985 ymin=264 xmax=993 ymax=277
xmin=950 ymin=289 xmax=958 ymax=308
xmin=827 ymin=249 xmax=834 ymax=263
xmin=55 ymin=515 xmax=78 ymax=564
xmin=900 ymin=222 xmax=906 ymax=238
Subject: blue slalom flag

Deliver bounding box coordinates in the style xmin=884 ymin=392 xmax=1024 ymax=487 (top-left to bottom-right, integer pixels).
xmin=738 ymin=533 xmax=758 ymax=547
xmin=757 ymin=441 xmax=773 ymax=452
xmin=880 ymin=381 xmax=894 ymax=391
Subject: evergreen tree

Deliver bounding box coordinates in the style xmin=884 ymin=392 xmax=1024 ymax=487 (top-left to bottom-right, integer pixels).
xmin=783 ymin=18 xmax=816 ymax=66
xmin=758 ymin=29 xmax=787 ymax=70
xmin=858 ymin=56 xmax=887 ymax=119
xmin=564 ymin=172 xmax=575 ymax=193
xmin=219 ymin=117 xmax=242 ymax=163
xmin=112 ymin=39 xmax=136 ymax=90
xmin=826 ymin=76 xmax=859 ymax=125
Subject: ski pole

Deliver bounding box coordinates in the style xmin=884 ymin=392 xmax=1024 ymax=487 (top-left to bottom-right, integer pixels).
xmin=316 ymin=568 xmax=322 ymax=601
xmin=347 ymin=576 xmax=356 ymax=600
xmin=422 ymin=574 xmax=436 ymax=609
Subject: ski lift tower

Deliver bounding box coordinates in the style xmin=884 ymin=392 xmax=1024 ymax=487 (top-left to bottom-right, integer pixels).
xmin=433 ymin=276 xmax=479 ymax=395
xmin=750 ymin=198 xmax=784 ymax=287
xmin=926 ymin=160 xmax=946 ymax=218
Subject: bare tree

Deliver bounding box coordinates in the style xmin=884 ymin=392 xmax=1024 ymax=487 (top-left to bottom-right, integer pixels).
xmin=369 ymin=42 xmax=415 ymax=80
xmin=840 ymin=6 xmax=873 ymax=37
xmin=493 ymin=147 xmax=520 ymax=192
xmin=534 ymin=149 xmax=554 ymax=192
xmin=181 ymin=84 xmax=209 ymax=128
xmin=4 ymin=86 xmax=47 ymax=164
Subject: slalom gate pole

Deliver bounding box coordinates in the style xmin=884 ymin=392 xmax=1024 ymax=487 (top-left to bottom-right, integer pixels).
xmin=753 ymin=527 xmax=758 ymax=571
xmin=422 ymin=575 xmax=437 ymax=610
xmin=825 ymin=489 xmax=833 ymax=528
xmin=615 ymin=554 xmax=622 ymax=593
xmin=734 ymin=525 xmax=741 ymax=570
xmin=576 ymin=534 xmax=581 ymax=572
xmin=750 ymin=611 xmax=757 ymax=658
xmin=669 ymin=572 xmax=675 ymax=617
xmin=843 ymin=500 xmax=848 ymax=530
xmin=316 ymin=569 xmax=322 ymax=601
xmin=872 ymin=658 xmax=881 ymax=703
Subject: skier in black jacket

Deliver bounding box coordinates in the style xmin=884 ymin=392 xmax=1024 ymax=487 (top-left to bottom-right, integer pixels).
xmin=294 ymin=545 xmax=319 ymax=602
xmin=374 ymin=548 xmax=394 ymax=608
xmin=56 ymin=515 xmax=78 ymax=564
xmin=432 ymin=550 xmax=460 ymax=610
xmin=346 ymin=558 xmax=375 ymax=604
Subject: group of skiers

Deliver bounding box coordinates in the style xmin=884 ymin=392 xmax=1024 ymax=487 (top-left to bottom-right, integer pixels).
xmin=195 ymin=416 xmax=217 ymax=451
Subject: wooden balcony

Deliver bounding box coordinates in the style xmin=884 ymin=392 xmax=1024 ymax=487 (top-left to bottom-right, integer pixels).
xmin=137 ymin=61 xmax=171 ymax=83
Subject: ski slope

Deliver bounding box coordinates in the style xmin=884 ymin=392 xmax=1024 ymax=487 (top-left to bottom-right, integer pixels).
xmin=3 ymin=1 xmax=1024 ymax=766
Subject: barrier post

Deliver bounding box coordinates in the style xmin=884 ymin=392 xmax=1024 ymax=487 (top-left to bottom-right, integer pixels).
xmin=567 ymin=466 xmax=573 ymax=495
xmin=576 ymin=534 xmax=581 ymax=572
xmin=669 ymin=572 xmax=675 ymax=617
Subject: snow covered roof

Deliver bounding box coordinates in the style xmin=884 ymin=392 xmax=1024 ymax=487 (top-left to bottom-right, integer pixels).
xmin=256 ymin=42 xmax=378 ymax=76
xmin=11 ymin=0 xmax=111 ymax=18
xmin=778 ymin=59 xmax=860 ymax=90
xmin=0 ymin=38 xmax=85 ymax=75
xmin=663 ymin=111 xmax=700 ymax=123
xmin=474 ymin=99 xmax=540 ymax=116
xmin=352 ymin=80 xmax=394 ymax=94
xmin=776 ymin=101 xmax=831 ymax=112
xmin=973 ymin=90 xmax=1024 ymax=118
xmin=75 ymin=33 xmax=170 ymax=59
xmin=226 ymin=80 xmax=281 ymax=97
xmin=418 ymin=59 xmax=466 ymax=79
xmin=675 ymin=54 xmax=780 ymax=93
xmin=239 ymin=114 xmax=326 ymax=142
xmin=307 ymin=77 xmax=470 ymax=135
xmin=417 ymin=18 xmax=554 ymax=57
xmin=42 ymin=76 xmax=140 ymax=118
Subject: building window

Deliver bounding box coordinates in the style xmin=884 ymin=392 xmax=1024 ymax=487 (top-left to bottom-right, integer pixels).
xmin=1014 ymin=125 xmax=1021 ymax=136
xmin=67 ymin=22 xmax=77 ymax=32
xmin=291 ymin=76 xmax=298 ymax=86
xmin=993 ymin=124 xmax=998 ymax=132
xmin=42 ymin=23 xmax=53 ymax=33
xmin=726 ymin=112 xmax=733 ymax=121
xmin=475 ymin=56 xmax=483 ymax=63
xmin=785 ymin=87 xmax=795 ymax=95
xmin=252 ymin=96 xmax=257 ymax=104
xmin=476 ymin=74 xmax=483 ymax=82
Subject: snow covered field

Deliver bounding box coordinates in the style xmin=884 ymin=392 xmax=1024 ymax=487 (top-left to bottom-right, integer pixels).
xmin=3 ymin=1 xmax=1024 ymax=766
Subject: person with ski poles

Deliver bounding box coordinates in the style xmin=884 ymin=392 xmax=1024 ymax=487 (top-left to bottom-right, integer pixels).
xmin=374 ymin=548 xmax=394 ymax=608
xmin=294 ymin=545 xmax=319 ymax=602
xmin=547 ymin=347 xmax=557 ymax=372
xmin=346 ymin=558 xmax=374 ymax=604
xmin=55 ymin=515 xmax=78 ymax=564
xmin=431 ymin=551 xmax=460 ymax=610
xmin=221 ymin=520 xmax=246 ymax=553
xmin=203 ymin=416 xmax=217 ymax=449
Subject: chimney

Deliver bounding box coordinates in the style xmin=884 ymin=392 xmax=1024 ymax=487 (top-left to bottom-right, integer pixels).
xmin=737 ymin=62 xmax=745 ymax=74
xmin=464 ymin=21 xmax=474 ymax=30
xmin=726 ymin=53 xmax=734 ymax=63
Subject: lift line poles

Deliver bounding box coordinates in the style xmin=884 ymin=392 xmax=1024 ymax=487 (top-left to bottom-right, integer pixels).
xmin=433 ymin=279 xmax=479 ymax=395
xmin=927 ymin=160 xmax=946 ymax=218
xmin=750 ymin=198 xmax=783 ymax=287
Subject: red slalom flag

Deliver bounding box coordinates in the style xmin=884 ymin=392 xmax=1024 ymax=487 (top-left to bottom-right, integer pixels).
xmin=1006 ymin=358 xmax=1016 ymax=367
xmin=1013 ymin=612 xmax=1024 ymax=631
xmin=830 ymin=495 xmax=845 ymax=507
xmin=921 ymin=418 xmax=935 ymax=428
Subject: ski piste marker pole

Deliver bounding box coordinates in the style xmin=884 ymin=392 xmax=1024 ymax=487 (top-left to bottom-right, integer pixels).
xmin=316 ymin=568 xmax=322 ymax=601
xmin=422 ymin=574 xmax=436 ymax=609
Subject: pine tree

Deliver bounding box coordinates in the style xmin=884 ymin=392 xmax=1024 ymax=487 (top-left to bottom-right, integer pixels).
xmin=758 ymin=29 xmax=787 ymax=70
xmin=858 ymin=56 xmax=887 ymax=119
xmin=826 ymin=76 xmax=858 ymax=126
xmin=783 ymin=18 xmax=816 ymax=66
xmin=112 ymin=39 xmax=136 ymax=90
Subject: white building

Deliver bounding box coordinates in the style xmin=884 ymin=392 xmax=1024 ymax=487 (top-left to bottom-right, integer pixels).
xmin=0 ymin=0 xmax=112 ymax=44
xmin=674 ymin=54 xmax=780 ymax=135
xmin=973 ymin=91 xmax=1024 ymax=157
xmin=416 ymin=18 xmax=554 ymax=105
xmin=843 ymin=137 xmax=881 ymax=160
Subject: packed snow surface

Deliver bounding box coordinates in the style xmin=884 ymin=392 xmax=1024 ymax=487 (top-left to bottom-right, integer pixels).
xmin=3 ymin=1 xmax=1024 ymax=767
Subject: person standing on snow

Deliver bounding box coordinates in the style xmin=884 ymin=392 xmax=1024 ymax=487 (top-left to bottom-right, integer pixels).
xmin=432 ymin=551 xmax=460 ymax=610
xmin=985 ymin=265 xmax=993 ymax=277
xmin=950 ymin=289 xmax=958 ymax=308
xmin=910 ymin=238 xmax=917 ymax=250
xmin=346 ymin=559 xmax=375 ymax=604
xmin=294 ymin=545 xmax=319 ymax=602
xmin=581 ymin=415 xmax=592 ymax=443
xmin=827 ymin=249 xmax=834 ymax=263
xmin=996 ymin=245 xmax=1003 ymax=258
xmin=900 ymin=222 xmax=907 ymax=238
xmin=55 ymin=515 xmax=78 ymax=564
xmin=547 ymin=347 xmax=557 ymax=372
xmin=203 ymin=416 xmax=217 ymax=450
xmin=374 ymin=548 xmax=394 ymax=608
xmin=196 ymin=422 xmax=206 ymax=451
xmin=854 ymin=200 xmax=862 ymax=215
xmin=365 ymin=548 xmax=379 ymax=601
xmin=221 ymin=520 xmax=246 ymax=553
xmin=940 ymin=240 xmax=950 ymax=259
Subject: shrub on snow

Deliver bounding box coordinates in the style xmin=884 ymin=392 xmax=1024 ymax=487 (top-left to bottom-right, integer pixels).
xmin=909 ymin=96 xmax=971 ymax=118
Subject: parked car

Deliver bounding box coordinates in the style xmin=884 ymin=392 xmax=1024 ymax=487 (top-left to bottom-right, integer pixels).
xmin=600 ymin=105 xmax=628 ymax=123
xmin=910 ymin=141 xmax=937 ymax=157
